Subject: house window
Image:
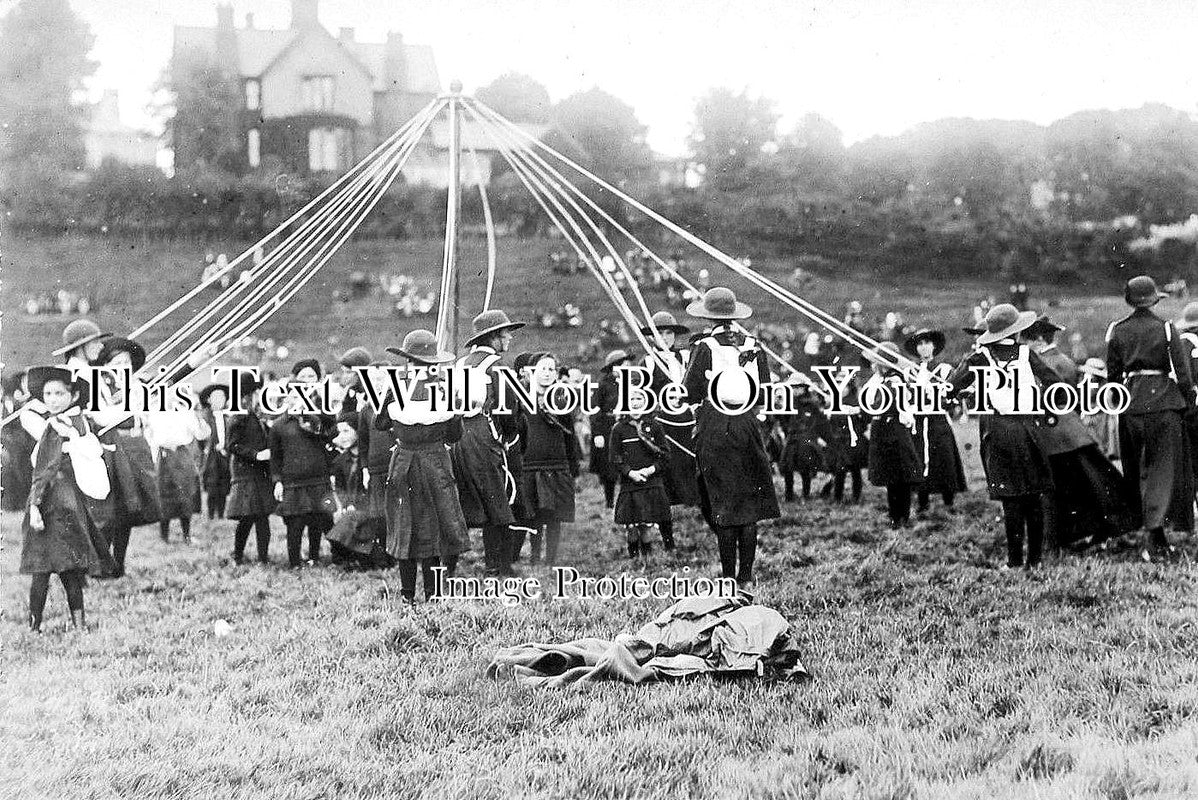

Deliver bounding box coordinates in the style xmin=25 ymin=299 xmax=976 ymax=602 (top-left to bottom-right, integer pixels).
xmin=247 ymin=129 xmax=260 ymax=168
xmin=245 ymin=79 xmax=260 ymax=111
xmin=302 ymin=76 xmax=335 ymax=112
xmin=308 ymin=127 xmax=348 ymax=172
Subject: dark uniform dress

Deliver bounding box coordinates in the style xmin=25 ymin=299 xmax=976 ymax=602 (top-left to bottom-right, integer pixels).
xmin=375 ymin=385 xmax=469 ymax=562
xmin=357 ymin=403 xmax=393 ymax=545
xmin=911 ymin=362 xmax=967 ymax=505
xmin=645 ymin=349 xmax=700 ymax=507
xmin=20 ymin=412 xmax=105 ymax=577
xmin=1106 ymin=308 xmax=1196 ymax=537
xmin=225 ymin=411 xmax=276 ymax=519
xmin=519 ymin=409 xmax=581 ymax=524
xmin=683 ymin=325 xmax=780 ymax=584
xmin=588 ymin=370 xmax=622 ymax=508
xmin=609 ymin=416 xmax=672 ymax=526
xmin=200 ymin=409 xmax=231 ymax=517
xmin=779 ymin=393 xmax=829 ymax=500
xmin=863 ymin=375 xmax=924 ymax=525
xmin=451 ymin=346 xmax=518 ymax=528
xmin=269 ymin=413 xmax=337 ymax=566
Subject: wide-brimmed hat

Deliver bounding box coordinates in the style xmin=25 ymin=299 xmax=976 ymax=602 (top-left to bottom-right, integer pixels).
xmin=197 ymin=383 xmax=230 ymax=408
xmin=640 ymin=311 xmax=690 ymax=336
xmin=52 ymin=319 xmax=111 ymax=357
xmin=386 ymin=329 xmax=455 ymax=364
xmin=602 ymin=349 xmax=631 ymax=370
xmin=686 ymin=287 xmax=752 ymax=320
xmin=464 ymin=309 xmax=525 ymax=347
xmin=290 ymin=358 xmax=322 ymax=379
xmin=338 ymin=347 xmax=372 ymax=368
xmin=1024 ymin=316 xmax=1064 ymax=341
xmin=1079 ymin=358 xmax=1108 ymax=379
xmin=976 ymin=304 xmax=1038 ymax=345
xmin=27 ymin=365 xmax=79 ymax=401
xmin=1124 ymin=275 xmax=1168 ymax=308
xmin=903 ymin=328 xmax=946 ymax=356
xmin=1177 ymin=302 xmax=1198 ymax=332
xmin=96 ymin=336 xmax=147 ymax=372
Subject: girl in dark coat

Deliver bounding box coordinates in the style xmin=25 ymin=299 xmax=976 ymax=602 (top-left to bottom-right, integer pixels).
xmin=518 ymin=352 xmax=582 ymax=569
xmin=609 ymin=395 xmax=672 ymax=559
xmin=269 ymin=378 xmax=337 ymax=569
xmin=20 ymin=367 xmax=108 ymax=631
xmin=199 ymin=384 xmax=232 ymax=519
xmin=904 ymin=330 xmax=968 ymax=513
xmin=947 ymin=305 xmax=1061 ymax=569
xmin=589 ymin=350 xmax=628 ymax=509
xmin=862 ymin=343 xmax=924 ymax=527
xmin=2 ymin=371 xmax=35 ymax=511
xmin=779 ymin=381 xmax=829 ymax=501
xmin=376 ymin=330 xmax=469 ymax=602
xmin=225 ymin=375 xmax=275 ymax=563
xmin=92 ymin=337 xmax=162 ymax=578
xmin=327 ymin=411 xmax=390 ymax=569
xmin=682 ymin=288 xmax=780 ymax=587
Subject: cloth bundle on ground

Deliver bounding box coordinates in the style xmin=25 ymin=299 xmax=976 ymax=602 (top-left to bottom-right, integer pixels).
xmin=485 ymin=596 xmax=809 ymax=687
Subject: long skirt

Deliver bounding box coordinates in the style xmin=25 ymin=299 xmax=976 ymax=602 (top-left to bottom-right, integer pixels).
xmin=102 ymin=432 xmax=162 ymax=528
xmin=693 ymin=407 xmax=780 ymax=527
xmin=385 ymin=444 xmax=469 ymax=560
xmin=362 ymin=473 xmax=388 ymax=520
xmin=868 ymin=416 xmax=923 ymax=487
xmin=520 ymin=468 xmax=576 ymax=523
xmin=157 ymin=445 xmax=201 ymax=518
xmin=977 ymin=416 xmax=1054 ymax=499
xmin=20 ymin=482 xmax=103 ymax=576
xmin=201 ymin=447 xmax=231 ymax=496
xmin=450 ymin=416 xmax=515 ymax=528
xmin=226 ymin=469 xmax=277 ymax=519
xmin=1049 ymin=444 xmax=1137 ymax=546
xmin=277 ymin=482 xmax=336 ymax=518
xmin=915 ymin=415 xmax=967 ymax=494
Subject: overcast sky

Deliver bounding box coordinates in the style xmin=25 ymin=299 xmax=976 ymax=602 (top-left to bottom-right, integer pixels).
xmin=41 ymin=0 xmax=1198 ymax=153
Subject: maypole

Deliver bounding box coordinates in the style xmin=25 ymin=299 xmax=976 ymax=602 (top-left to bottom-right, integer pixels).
xmin=436 ymin=79 xmax=465 ymax=351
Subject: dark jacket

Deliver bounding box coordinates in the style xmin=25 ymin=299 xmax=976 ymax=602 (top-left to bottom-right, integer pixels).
xmin=268 ymin=413 xmax=335 ymax=488
xmin=1106 ymin=307 xmax=1195 ymax=414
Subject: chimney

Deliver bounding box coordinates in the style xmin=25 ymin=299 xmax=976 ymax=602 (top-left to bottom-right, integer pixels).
xmin=339 ymin=27 xmax=355 ymax=42
xmin=245 ymin=12 xmax=254 ymax=28
xmin=215 ymin=4 xmax=240 ymax=76
xmin=216 ymin=3 xmax=234 ymax=31
xmin=291 ymin=0 xmax=320 ymax=29
xmin=384 ymin=32 xmax=407 ymax=90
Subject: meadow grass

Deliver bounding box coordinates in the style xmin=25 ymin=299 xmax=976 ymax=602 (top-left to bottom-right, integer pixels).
xmin=2 ymin=418 xmax=1197 ymax=799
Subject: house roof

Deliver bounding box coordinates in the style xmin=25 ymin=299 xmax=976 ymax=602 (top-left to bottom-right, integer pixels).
xmin=172 ymin=24 xmax=440 ymax=93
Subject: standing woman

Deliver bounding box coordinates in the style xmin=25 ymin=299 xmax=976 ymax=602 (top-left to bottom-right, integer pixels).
xmin=862 ymin=342 xmax=923 ymax=528
xmin=376 ymin=330 xmax=469 ymax=602
xmin=225 ymin=374 xmax=275 ymax=564
xmin=642 ymin=310 xmax=701 ymax=551
xmin=92 ymin=336 xmax=162 ymax=577
xmin=682 ymin=288 xmax=780 ymax=588
xmin=198 ymin=384 xmax=232 ymax=519
xmin=589 ymin=349 xmax=629 ymax=510
xmin=904 ymin=329 xmax=967 ymax=514
xmin=519 ymin=352 xmax=582 ymax=569
xmin=947 ymin=305 xmax=1062 ymax=569
xmin=144 ymin=406 xmax=210 ymax=544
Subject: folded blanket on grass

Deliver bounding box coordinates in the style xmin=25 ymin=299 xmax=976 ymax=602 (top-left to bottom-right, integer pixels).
xmin=486 ymin=596 xmax=809 ymax=687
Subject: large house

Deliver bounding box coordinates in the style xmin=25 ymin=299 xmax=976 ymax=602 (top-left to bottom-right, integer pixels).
xmin=172 ymin=0 xmax=543 ymax=186
xmin=85 ymin=90 xmax=160 ymax=170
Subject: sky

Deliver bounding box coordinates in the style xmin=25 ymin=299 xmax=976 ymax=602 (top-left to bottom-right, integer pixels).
xmin=32 ymin=0 xmax=1198 ymax=154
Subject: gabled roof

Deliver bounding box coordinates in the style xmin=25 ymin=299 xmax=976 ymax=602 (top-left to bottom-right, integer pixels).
xmin=172 ymin=24 xmax=441 ymax=94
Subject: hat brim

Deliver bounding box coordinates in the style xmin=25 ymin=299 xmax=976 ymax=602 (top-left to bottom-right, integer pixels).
xmin=464 ymin=322 xmax=525 ymax=348
xmin=639 ymin=323 xmax=690 ymax=336
xmin=903 ymin=330 xmax=946 ymax=356
xmin=685 ymin=300 xmax=752 ymax=320
xmin=976 ymin=311 xmax=1039 ymax=345
xmin=197 ymin=383 xmax=230 ymax=406
xmin=385 ymin=346 xmax=456 ymax=365
xmin=51 ymin=331 xmax=112 ymax=357
xmin=1127 ymin=291 xmax=1169 ymax=308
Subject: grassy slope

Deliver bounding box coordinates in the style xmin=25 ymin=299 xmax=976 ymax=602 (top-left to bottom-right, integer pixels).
xmin=2 ymin=231 xmax=1181 ymax=373
xmin=1 ymin=421 xmax=1197 ymax=799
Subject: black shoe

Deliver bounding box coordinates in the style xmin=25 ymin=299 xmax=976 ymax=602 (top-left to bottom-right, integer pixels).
xmin=232 ymin=554 xmax=246 ymax=565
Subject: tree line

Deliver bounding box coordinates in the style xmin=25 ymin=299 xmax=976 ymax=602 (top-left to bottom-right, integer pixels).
xmin=2 ymin=0 xmax=1196 ymax=284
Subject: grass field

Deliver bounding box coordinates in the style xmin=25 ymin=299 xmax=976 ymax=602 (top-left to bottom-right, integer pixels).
xmin=2 ymin=418 xmax=1198 ymax=798
xmin=2 ymin=231 xmax=1180 ymax=374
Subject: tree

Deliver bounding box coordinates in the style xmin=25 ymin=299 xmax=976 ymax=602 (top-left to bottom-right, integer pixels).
xmin=0 ymin=0 xmax=95 ymax=215
xmin=550 ymin=88 xmax=652 ymax=186
xmin=164 ymin=49 xmax=244 ymax=173
xmin=688 ymin=88 xmax=778 ymax=190
xmin=776 ymin=113 xmax=847 ymax=194
xmin=476 ymin=72 xmax=552 ymax=124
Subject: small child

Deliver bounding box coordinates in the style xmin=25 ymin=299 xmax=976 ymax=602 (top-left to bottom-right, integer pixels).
xmin=20 ymin=366 xmax=111 ymax=632
xmin=609 ymin=394 xmax=671 ymax=559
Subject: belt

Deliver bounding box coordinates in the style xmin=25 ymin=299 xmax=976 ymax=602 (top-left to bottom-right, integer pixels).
xmin=1125 ymin=370 xmax=1167 ymax=378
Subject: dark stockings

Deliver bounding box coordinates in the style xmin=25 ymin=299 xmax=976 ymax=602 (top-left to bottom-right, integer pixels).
xmin=285 ymin=513 xmax=330 ymax=566
xmin=233 ymin=515 xmax=271 ymax=562
xmin=886 ymin=483 xmax=913 ymax=526
xmin=28 ymin=571 xmax=85 ymax=631
xmin=1001 ymin=495 xmax=1044 ymax=568
xmin=713 ymin=524 xmax=758 ymax=583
